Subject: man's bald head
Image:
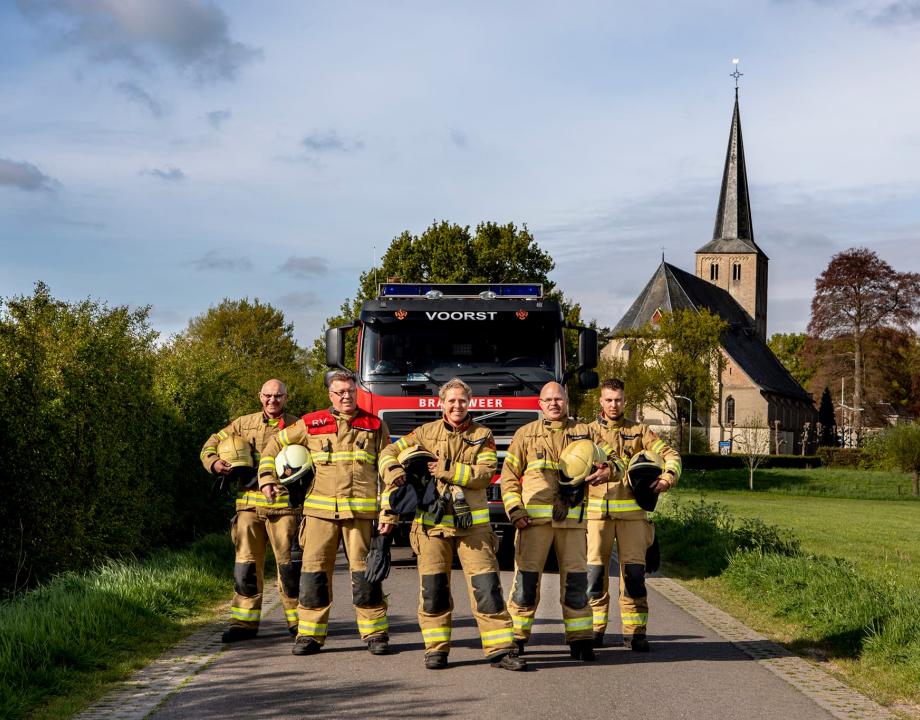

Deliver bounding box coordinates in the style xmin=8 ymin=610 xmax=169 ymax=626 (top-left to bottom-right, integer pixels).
xmin=539 ymin=381 xmax=568 ymax=421
xmin=259 ymin=378 xmax=288 ymax=418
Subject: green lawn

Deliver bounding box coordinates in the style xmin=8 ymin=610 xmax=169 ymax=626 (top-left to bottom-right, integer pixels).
xmin=669 ymin=491 xmax=919 ymax=586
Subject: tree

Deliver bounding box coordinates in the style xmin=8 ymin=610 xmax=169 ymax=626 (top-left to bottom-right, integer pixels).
xmin=817 ymin=386 xmax=837 ymax=447
xmin=311 ymin=220 xmax=601 ymax=403
xmin=611 ymin=308 xmax=727 ymax=449
xmin=173 ymin=298 xmax=313 ymax=418
xmin=807 ymin=248 xmax=920 ymax=433
xmin=767 ymin=333 xmax=814 ymax=388
xmin=877 ymin=423 xmax=920 ymax=497
xmin=734 ymin=415 xmax=771 ymax=490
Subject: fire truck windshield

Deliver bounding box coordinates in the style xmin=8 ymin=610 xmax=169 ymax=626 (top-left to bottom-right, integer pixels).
xmin=360 ymin=319 xmax=560 ymax=381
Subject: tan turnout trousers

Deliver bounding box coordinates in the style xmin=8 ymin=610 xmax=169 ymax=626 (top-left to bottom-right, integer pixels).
xmin=507 ymin=524 xmax=593 ymax=643
xmin=410 ymin=525 xmax=516 ymax=657
xmin=296 ymin=516 xmax=388 ymax=644
xmin=587 ymin=518 xmax=655 ymax=638
xmin=230 ymin=509 xmax=300 ymax=630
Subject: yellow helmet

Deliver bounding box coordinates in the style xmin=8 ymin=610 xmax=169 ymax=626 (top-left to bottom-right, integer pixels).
xmin=558 ymin=439 xmax=607 ymax=486
xmin=274 ymin=444 xmax=314 ymax=486
xmin=217 ymin=435 xmax=253 ymax=468
xmin=627 ymin=449 xmax=665 ymax=511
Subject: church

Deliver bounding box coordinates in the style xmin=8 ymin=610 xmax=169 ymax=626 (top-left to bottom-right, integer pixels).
xmin=602 ymin=88 xmax=817 ymax=454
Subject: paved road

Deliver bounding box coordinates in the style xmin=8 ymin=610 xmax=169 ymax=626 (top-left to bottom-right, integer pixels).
xmin=138 ymin=546 xmax=890 ymax=720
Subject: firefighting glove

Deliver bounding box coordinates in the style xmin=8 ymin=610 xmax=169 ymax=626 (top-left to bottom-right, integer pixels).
xmin=452 ymin=491 xmax=473 ymax=529
xmin=430 ymin=487 xmax=452 ymax=525
xmin=365 ymin=534 xmax=392 ymax=584
xmin=507 ymin=505 xmax=529 ymax=525
xmin=552 ymin=495 xmax=569 ymax=523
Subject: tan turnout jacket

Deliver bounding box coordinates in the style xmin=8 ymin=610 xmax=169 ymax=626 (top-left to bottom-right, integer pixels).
xmin=258 ymin=408 xmax=390 ymax=521
xmin=500 ymin=418 xmax=594 ymax=528
xmin=587 ymin=417 xmax=682 ymax=520
xmin=200 ymin=411 xmax=299 ymax=514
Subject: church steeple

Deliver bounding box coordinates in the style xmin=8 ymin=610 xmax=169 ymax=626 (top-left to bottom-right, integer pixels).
xmin=711 ymin=90 xmax=758 ymax=250
xmin=695 ymin=79 xmax=769 ymax=341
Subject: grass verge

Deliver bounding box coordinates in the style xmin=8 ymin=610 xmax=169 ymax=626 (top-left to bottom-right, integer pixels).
xmin=0 ymin=534 xmax=233 ymax=720
xmin=654 ymin=495 xmax=920 ymax=713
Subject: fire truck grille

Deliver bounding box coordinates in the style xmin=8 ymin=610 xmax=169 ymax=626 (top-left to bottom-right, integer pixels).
xmin=380 ymin=410 xmax=539 ymax=438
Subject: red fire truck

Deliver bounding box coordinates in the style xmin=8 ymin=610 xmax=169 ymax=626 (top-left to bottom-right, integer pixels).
xmin=325 ymin=283 xmax=599 ymax=565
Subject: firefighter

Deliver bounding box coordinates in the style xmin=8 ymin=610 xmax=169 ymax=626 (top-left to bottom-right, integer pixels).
xmin=378 ymin=378 xmax=526 ymax=672
xmin=259 ymin=371 xmax=392 ymax=656
xmin=200 ymin=379 xmax=301 ymax=643
xmin=501 ymin=381 xmax=610 ymax=662
xmin=587 ymin=377 xmax=681 ymax=651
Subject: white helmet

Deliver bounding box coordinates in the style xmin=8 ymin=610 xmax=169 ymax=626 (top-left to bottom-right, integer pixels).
xmin=274 ymin=444 xmax=314 ymax=486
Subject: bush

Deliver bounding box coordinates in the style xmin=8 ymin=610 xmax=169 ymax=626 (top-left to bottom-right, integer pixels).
xmin=816 ymin=447 xmax=864 ymax=467
xmin=0 ymin=285 xmax=233 ymax=594
xmin=654 ymin=497 xmax=800 ymax=576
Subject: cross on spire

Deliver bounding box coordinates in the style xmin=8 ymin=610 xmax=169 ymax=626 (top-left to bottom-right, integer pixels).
xmin=730 ymin=58 xmax=743 ymax=90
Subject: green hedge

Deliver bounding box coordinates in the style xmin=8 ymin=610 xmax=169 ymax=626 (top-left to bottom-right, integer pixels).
xmin=0 ymin=286 xmax=232 ymax=594
xmin=681 ymin=453 xmax=823 ymax=470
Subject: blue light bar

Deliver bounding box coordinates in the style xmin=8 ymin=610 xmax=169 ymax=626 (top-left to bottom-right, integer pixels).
xmin=379 ymin=283 xmax=543 ymax=299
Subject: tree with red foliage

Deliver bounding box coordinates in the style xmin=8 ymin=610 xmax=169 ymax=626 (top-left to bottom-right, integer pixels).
xmin=807 ymin=248 xmax=920 ymax=433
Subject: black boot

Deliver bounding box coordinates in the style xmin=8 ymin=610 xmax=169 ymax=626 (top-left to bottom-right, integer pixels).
xmin=569 ymin=639 xmax=597 ymax=662
xmin=624 ymin=635 xmax=650 ymax=652
xmin=221 ymin=626 xmax=258 ymax=643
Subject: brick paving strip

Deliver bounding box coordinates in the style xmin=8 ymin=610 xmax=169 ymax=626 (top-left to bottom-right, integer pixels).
xmin=648 ymin=577 xmax=895 ymax=720
xmin=74 ymin=576 xmax=895 ymax=720
xmin=71 ymin=588 xmax=282 ymax=720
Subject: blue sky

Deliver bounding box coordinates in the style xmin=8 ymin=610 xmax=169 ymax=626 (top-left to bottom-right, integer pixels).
xmin=2 ymin=0 xmax=919 ymax=344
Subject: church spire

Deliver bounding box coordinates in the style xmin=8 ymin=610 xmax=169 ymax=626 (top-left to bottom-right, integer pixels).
xmin=711 ymin=88 xmax=758 ymax=249
xmin=695 ymin=62 xmax=769 ymax=342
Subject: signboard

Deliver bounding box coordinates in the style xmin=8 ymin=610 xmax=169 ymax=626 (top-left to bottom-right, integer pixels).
xmin=719 ymin=440 xmax=732 ymax=455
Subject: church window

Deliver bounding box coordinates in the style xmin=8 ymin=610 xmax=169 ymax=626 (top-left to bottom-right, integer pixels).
xmin=726 ymin=396 xmax=735 ymax=424
xmin=710 ymin=263 xmax=719 ymax=281
xmin=732 ymin=263 xmax=741 ymax=282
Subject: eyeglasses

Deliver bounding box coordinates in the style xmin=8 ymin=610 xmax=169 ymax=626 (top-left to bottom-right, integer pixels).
xmin=260 ymin=393 xmax=286 ymax=400
xmin=329 ymin=389 xmax=357 ymax=398
xmin=539 ymin=397 xmax=565 ymax=404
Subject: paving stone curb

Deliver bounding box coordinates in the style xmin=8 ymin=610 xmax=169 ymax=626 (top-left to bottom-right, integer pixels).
xmin=649 ymin=576 xmax=895 ymax=720
xmin=72 ymin=589 xmax=282 ymax=720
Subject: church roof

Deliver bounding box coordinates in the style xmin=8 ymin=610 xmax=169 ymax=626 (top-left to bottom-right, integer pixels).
xmin=613 ymin=262 xmax=811 ymax=403
xmin=696 ymin=91 xmax=768 ymax=259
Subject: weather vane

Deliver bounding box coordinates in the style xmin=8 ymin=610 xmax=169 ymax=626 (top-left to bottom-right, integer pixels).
xmin=730 ymin=58 xmax=743 ymax=89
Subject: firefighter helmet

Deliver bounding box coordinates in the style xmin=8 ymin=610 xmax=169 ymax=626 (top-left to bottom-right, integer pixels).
xmin=274 ymin=444 xmax=314 ymax=486
xmin=397 ymin=446 xmax=437 ymax=485
xmin=558 ymin=439 xmax=607 ymax=486
xmin=217 ymin=435 xmax=253 ymax=468
xmin=627 ymin=449 xmax=666 ymax=511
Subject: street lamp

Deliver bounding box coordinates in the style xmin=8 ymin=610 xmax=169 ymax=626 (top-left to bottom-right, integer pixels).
xmin=675 ymin=395 xmax=692 ymax=454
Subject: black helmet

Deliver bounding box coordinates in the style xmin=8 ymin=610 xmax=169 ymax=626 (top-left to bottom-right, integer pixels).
xmin=627 ymin=449 xmax=665 ymax=511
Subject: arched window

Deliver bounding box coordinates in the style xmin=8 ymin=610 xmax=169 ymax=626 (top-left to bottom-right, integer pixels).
xmin=710 ymin=263 xmax=719 ymax=281
xmin=726 ymin=396 xmax=735 ymax=425
xmin=732 ymin=263 xmax=741 ymax=282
